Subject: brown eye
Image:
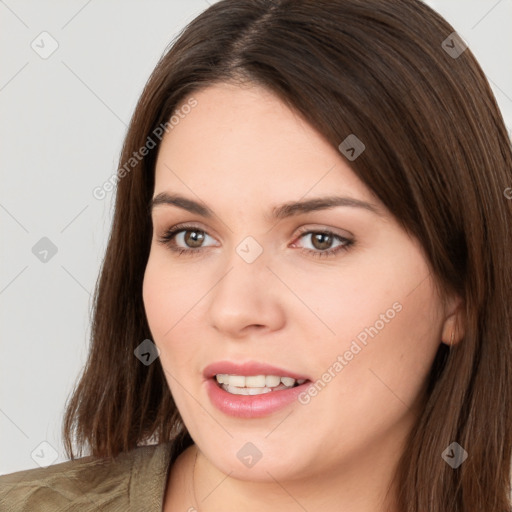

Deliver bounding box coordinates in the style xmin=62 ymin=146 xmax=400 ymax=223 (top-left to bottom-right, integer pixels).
xmin=157 ymin=224 xmax=218 ymax=255
xmin=183 ymin=230 xmax=206 ymax=248
xmin=293 ymin=229 xmax=354 ymax=259
xmin=310 ymin=232 xmax=334 ymax=251
xmin=158 ymin=224 xmax=353 ymax=259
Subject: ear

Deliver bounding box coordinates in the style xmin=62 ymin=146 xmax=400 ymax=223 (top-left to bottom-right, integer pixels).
xmin=440 ymin=293 xmax=465 ymax=346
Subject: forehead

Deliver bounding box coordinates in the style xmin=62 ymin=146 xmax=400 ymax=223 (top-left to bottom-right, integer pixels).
xmin=153 ymin=82 xmax=379 ymax=213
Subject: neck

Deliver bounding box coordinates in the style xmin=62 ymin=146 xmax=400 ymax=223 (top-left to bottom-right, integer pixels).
xmin=188 ymin=435 xmax=402 ymax=512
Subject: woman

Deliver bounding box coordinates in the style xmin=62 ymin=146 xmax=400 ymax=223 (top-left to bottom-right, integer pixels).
xmin=1 ymin=0 xmax=511 ymax=511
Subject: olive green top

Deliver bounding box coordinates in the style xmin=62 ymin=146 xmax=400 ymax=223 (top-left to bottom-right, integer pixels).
xmin=0 ymin=442 xmax=174 ymax=511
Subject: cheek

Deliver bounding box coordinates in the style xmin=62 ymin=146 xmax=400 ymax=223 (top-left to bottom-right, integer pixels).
xmin=142 ymin=260 xmax=192 ymax=414
xmin=295 ymin=245 xmax=442 ymax=417
xmin=143 ymin=253 xmax=195 ymax=340
xmin=143 ymin=256 xmax=183 ymax=376
xmin=316 ymin=281 xmax=442 ymax=425
xmin=142 ymin=254 xmax=205 ymax=375
xmin=142 ymin=257 xmax=170 ymax=339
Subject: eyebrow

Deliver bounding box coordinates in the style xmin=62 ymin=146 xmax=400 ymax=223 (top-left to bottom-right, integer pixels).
xmin=149 ymin=192 xmax=382 ymax=220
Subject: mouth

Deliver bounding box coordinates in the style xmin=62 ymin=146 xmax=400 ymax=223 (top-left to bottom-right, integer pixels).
xmin=214 ymin=374 xmax=308 ymax=395
xmin=203 ymin=361 xmax=312 ymax=418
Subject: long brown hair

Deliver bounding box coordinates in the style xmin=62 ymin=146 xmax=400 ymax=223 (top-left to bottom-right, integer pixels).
xmin=62 ymin=1 xmax=512 ymax=510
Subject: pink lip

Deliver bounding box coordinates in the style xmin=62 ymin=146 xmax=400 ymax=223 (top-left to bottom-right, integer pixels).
xmin=202 ymin=360 xmax=311 ymax=418
xmin=202 ymin=360 xmax=310 ymax=381
xmin=205 ymin=379 xmax=311 ymax=418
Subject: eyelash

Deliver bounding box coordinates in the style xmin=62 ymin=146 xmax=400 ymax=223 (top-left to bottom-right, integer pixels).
xmin=157 ymin=223 xmax=354 ymax=259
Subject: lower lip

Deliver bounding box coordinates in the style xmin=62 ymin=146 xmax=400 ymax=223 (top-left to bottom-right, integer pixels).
xmin=205 ymin=378 xmax=311 ymax=418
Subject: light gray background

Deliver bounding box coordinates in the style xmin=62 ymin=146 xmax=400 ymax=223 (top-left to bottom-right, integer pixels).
xmin=1 ymin=0 xmax=511 ymax=475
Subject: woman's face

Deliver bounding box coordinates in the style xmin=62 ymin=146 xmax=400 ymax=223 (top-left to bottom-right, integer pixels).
xmin=143 ymin=82 xmax=457 ymax=483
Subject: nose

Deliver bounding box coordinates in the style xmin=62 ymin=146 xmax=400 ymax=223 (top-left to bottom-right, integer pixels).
xmin=207 ymin=250 xmax=286 ymax=339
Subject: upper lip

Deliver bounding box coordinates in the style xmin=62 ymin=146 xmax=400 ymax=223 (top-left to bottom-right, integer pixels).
xmin=203 ymin=360 xmax=311 ymax=381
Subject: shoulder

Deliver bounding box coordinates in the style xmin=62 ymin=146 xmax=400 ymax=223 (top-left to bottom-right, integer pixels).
xmin=0 ymin=442 xmax=173 ymax=512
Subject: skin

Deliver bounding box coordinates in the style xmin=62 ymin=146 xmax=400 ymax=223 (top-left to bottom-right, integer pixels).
xmin=142 ymin=82 xmax=464 ymax=512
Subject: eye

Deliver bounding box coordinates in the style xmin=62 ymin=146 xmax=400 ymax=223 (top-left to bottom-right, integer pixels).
xmin=157 ymin=223 xmax=354 ymax=259
xmin=157 ymin=223 xmax=218 ymax=256
xmin=292 ymin=228 xmax=354 ymax=259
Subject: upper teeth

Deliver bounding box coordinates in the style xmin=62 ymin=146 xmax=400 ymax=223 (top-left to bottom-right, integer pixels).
xmin=215 ymin=374 xmax=306 ymax=388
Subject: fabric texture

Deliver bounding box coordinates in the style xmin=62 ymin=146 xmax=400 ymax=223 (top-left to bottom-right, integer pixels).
xmin=0 ymin=442 xmax=174 ymax=511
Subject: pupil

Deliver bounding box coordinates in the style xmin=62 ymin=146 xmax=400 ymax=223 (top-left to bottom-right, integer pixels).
xmin=312 ymin=233 xmax=332 ymax=250
xmin=185 ymin=230 xmax=204 ymax=248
